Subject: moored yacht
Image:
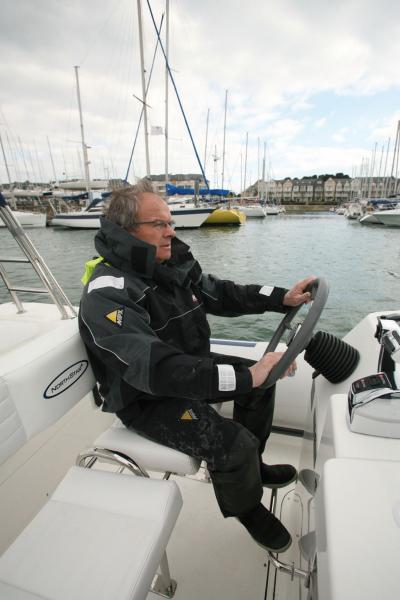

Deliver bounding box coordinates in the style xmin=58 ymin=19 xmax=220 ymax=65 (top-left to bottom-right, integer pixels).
xmin=233 ymin=203 xmax=266 ymax=218
xmin=0 ymin=209 xmax=46 ymax=228
xmin=371 ymin=205 xmax=400 ymax=227
xmin=51 ymin=197 xmax=215 ymax=229
xmin=360 ymin=198 xmax=400 ymax=227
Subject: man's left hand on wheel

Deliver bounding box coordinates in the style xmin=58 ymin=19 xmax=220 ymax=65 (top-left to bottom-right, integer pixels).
xmin=283 ymin=276 xmax=317 ymax=307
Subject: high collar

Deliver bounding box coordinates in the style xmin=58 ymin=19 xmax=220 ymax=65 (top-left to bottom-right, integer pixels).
xmin=94 ymin=217 xmax=199 ymax=287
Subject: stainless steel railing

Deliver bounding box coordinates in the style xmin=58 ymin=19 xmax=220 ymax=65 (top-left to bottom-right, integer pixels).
xmin=0 ymin=198 xmax=76 ymax=319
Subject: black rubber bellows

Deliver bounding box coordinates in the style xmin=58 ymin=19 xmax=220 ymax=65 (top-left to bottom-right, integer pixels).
xmin=304 ymin=331 xmax=360 ymax=384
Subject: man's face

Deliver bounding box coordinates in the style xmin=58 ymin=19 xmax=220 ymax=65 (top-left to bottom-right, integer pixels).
xmin=131 ymin=193 xmax=176 ymax=263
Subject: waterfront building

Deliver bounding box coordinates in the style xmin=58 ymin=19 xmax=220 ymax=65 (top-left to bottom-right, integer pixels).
xmin=250 ymin=173 xmax=353 ymax=205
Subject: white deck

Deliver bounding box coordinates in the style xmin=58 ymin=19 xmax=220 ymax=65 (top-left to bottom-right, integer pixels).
xmin=0 ymin=392 xmax=303 ymax=599
xmin=1 ymin=298 xmax=400 ymax=599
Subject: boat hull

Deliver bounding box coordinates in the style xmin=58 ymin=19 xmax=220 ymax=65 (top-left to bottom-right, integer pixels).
xmin=0 ymin=211 xmax=46 ymax=228
xmin=51 ymin=213 xmax=100 ymax=228
xmin=359 ymin=212 xmax=384 ymax=225
xmin=203 ymin=207 xmax=246 ymax=225
xmin=373 ymin=208 xmax=400 ymax=226
xmin=264 ymin=206 xmax=280 ymax=215
xmin=51 ymin=206 xmax=215 ymax=229
xmin=236 ymin=205 xmax=266 ymax=218
xmin=171 ymin=206 xmax=214 ymax=228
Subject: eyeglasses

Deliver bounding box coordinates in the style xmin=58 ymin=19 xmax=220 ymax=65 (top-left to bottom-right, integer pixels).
xmin=133 ymin=219 xmax=176 ymax=230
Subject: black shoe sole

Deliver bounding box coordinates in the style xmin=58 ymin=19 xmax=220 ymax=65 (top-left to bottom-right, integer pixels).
xmin=236 ymin=517 xmax=293 ymax=553
xmin=256 ymin=534 xmax=292 ymax=553
xmin=262 ymin=471 xmax=298 ymax=489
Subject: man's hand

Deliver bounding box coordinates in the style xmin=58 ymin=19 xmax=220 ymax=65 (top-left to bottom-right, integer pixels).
xmin=249 ymin=352 xmax=297 ymax=388
xmin=283 ymin=276 xmax=317 ymax=307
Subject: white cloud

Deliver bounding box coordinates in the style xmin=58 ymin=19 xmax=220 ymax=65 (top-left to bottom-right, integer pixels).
xmin=332 ymin=128 xmax=349 ymax=144
xmin=1 ymin=0 xmax=400 ymax=192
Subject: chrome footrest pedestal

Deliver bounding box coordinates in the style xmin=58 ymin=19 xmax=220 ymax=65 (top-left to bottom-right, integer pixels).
xmin=151 ymin=575 xmax=177 ymax=598
xmin=266 ymin=552 xmax=311 ymax=587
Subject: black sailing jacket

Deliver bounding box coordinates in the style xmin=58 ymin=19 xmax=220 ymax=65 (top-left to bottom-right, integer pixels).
xmin=78 ymin=217 xmax=289 ymax=419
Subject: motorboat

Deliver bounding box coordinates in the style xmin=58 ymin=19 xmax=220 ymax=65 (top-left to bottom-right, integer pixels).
xmin=0 ymin=208 xmax=46 ymax=228
xmin=371 ymin=205 xmax=400 ymax=227
xmin=359 ymin=211 xmax=384 ymax=225
xmin=51 ymin=197 xmax=215 ymax=229
xmin=359 ymin=199 xmax=399 ymax=226
xmin=344 ymin=202 xmax=364 ymax=219
xmin=1 ymin=193 xmax=400 ymax=599
xmin=334 ymin=206 xmax=347 ymax=215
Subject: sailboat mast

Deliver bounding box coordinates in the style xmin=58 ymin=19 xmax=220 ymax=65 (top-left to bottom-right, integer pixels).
xmin=74 ymin=66 xmax=92 ymax=202
xmin=243 ymin=132 xmax=248 ymax=194
xmin=164 ymin=0 xmax=169 ymax=190
xmin=257 ymin=137 xmax=260 ymax=199
xmin=376 ymin=144 xmax=384 ymax=197
xmin=18 ymin=137 xmax=30 ymax=182
xmin=203 ymin=108 xmax=210 ymax=176
xmin=221 ymin=90 xmax=228 ymax=190
xmin=0 ymin=132 xmax=17 ymax=208
xmin=47 ymin=136 xmax=58 ymax=186
xmin=262 ymin=141 xmax=266 ymax=200
xmin=366 ymin=142 xmax=377 ymax=199
xmin=388 ymin=120 xmax=400 ymax=197
xmin=382 ymin=137 xmax=391 ymax=198
xmin=137 ymin=0 xmax=151 ymax=177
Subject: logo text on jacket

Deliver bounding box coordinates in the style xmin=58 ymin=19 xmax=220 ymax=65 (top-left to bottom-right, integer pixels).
xmin=105 ymin=307 xmax=124 ymax=327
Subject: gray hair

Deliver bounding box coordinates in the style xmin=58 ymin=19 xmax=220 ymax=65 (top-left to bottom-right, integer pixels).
xmin=105 ymin=178 xmax=161 ymax=230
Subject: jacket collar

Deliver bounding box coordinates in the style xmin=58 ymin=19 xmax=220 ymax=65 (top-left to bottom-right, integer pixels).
xmin=94 ymin=217 xmax=199 ymax=287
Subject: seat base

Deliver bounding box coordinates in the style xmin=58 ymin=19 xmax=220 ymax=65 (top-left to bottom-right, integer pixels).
xmin=88 ymin=418 xmax=201 ymax=476
xmin=0 ymin=466 xmax=182 ymax=600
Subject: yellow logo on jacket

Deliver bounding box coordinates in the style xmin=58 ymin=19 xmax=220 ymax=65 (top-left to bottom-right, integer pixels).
xmin=180 ymin=409 xmax=198 ymax=420
xmin=105 ymin=308 xmax=124 ymax=327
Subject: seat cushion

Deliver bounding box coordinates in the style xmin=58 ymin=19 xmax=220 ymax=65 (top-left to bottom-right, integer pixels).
xmin=0 ymin=467 xmax=182 ymax=600
xmin=94 ymin=419 xmax=201 ymax=475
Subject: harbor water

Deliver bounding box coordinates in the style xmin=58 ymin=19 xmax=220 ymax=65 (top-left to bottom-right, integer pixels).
xmin=1 ymin=212 xmax=399 ymax=341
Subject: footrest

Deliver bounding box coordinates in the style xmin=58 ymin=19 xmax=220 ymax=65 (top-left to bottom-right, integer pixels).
xmin=0 ymin=467 xmax=182 ymax=600
xmin=94 ymin=419 xmax=201 ymax=475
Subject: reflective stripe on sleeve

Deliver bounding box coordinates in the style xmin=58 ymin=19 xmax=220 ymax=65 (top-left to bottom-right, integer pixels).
xmin=217 ymin=364 xmax=236 ymax=392
xmin=259 ymin=285 xmax=274 ymax=297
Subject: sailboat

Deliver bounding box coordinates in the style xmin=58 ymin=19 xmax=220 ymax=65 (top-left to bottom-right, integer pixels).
xmin=371 ymin=203 xmax=400 ymax=226
xmin=202 ymin=92 xmax=246 ymax=226
xmin=0 ymin=135 xmax=46 ymax=228
xmin=0 ymin=209 xmax=46 ymax=228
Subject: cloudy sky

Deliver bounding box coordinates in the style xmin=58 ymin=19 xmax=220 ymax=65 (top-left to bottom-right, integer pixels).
xmin=1 ymin=0 xmax=400 ymax=193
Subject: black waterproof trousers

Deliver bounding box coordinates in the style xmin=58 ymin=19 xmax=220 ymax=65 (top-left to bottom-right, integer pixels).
xmin=119 ymin=358 xmax=275 ymax=518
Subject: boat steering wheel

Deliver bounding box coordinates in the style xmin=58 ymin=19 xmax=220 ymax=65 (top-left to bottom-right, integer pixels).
xmin=260 ymin=277 xmax=329 ymax=388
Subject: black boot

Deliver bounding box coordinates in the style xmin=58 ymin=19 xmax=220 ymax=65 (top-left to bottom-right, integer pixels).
xmin=260 ymin=463 xmax=297 ymax=488
xmin=238 ymin=503 xmax=292 ymax=553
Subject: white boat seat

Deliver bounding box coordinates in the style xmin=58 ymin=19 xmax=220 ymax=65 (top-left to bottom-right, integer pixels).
xmin=0 ymin=310 xmax=95 ymax=464
xmin=84 ymin=418 xmax=201 ymax=476
xmin=0 ymin=466 xmax=182 ymax=600
xmin=0 ymin=311 xmax=183 ymax=599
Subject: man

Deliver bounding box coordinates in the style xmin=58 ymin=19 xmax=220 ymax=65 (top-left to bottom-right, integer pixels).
xmin=79 ymin=179 xmax=314 ymax=553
